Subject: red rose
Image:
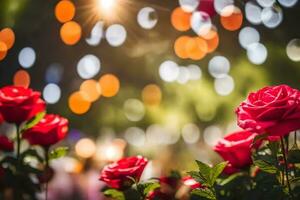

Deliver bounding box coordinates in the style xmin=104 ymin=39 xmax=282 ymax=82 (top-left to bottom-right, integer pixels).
xmin=236 ymin=85 xmax=300 ymax=137
xmin=214 ymin=130 xmax=259 ymax=175
xmin=0 ymin=86 xmax=46 ymax=125
xmin=182 ymin=176 xmax=202 ymax=189
xmin=23 ymin=114 xmax=68 ymax=147
xmin=0 ymin=135 xmax=14 ymax=152
xmin=99 ymin=156 xmax=148 ymax=189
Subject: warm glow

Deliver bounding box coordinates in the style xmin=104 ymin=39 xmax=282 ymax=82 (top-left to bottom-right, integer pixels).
xmin=99 ymin=74 xmax=120 ymax=97
xmin=205 ymin=32 xmax=219 ymax=53
xmin=171 ymin=7 xmax=191 ymax=31
xmin=0 ymin=28 xmax=15 ymax=50
xmin=97 ymin=0 xmax=117 ymax=14
xmin=142 ymin=84 xmax=162 ymax=106
xmin=60 ymin=21 xmax=82 ymax=45
xmin=80 ymin=79 xmax=101 ymax=102
xmin=0 ymin=41 xmax=7 ymax=61
xmin=75 ymin=138 xmax=96 ymax=158
xmin=174 ymin=36 xmax=190 ymax=59
xmin=69 ymin=91 xmax=91 ymax=114
xmin=186 ymin=37 xmax=208 ymax=60
xmin=55 ymin=0 xmax=76 ymax=23
xmin=220 ymin=6 xmax=243 ymax=31
xmin=96 ymin=139 xmax=126 ymax=162
xmin=13 ymin=70 xmax=31 ymax=88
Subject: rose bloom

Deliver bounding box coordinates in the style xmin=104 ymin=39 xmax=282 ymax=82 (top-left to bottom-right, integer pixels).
xmin=0 ymin=135 xmax=14 ymax=152
xmin=99 ymin=156 xmax=148 ymax=189
xmin=214 ymin=130 xmax=260 ymax=175
xmin=0 ymin=86 xmax=46 ymax=125
xmin=23 ymin=114 xmax=68 ymax=147
xmin=236 ymin=85 xmax=300 ymax=137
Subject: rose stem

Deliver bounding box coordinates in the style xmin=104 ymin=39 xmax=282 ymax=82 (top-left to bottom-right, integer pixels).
xmin=44 ymin=147 xmax=49 ymax=200
xmin=280 ymin=137 xmax=293 ymax=198
xmin=293 ymin=132 xmax=298 ymax=148
xmin=16 ymin=125 xmax=21 ymax=160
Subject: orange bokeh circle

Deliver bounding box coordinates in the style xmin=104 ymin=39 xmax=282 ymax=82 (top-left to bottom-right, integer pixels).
xmin=60 ymin=21 xmax=82 ymax=45
xmin=0 ymin=28 xmax=15 ymax=50
xmin=220 ymin=6 xmax=243 ymax=31
xmin=174 ymin=36 xmax=191 ymax=59
xmin=171 ymin=7 xmax=192 ymax=31
xmin=99 ymin=74 xmax=120 ymax=97
xmin=13 ymin=70 xmax=30 ymax=88
xmin=142 ymin=84 xmax=162 ymax=106
xmin=69 ymin=91 xmax=91 ymax=114
xmin=0 ymin=41 xmax=7 ymax=61
xmin=55 ymin=0 xmax=76 ymax=23
xmin=186 ymin=37 xmax=208 ymax=60
xmin=80 ymin=79 xmax=101 ymax=102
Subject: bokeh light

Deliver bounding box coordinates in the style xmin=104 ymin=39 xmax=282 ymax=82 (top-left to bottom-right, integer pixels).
xmin=159 ymin=60 xmax=179 ymax=82
xmin=247 ymin=42 xmax=268 ymax=65
xmin=13 ymin=70 xmax=30 ymax=88
xmin=214 ymin=0 xmax=234 ymax=14
xmin=77 ymin=54 xmax=101 ymax=79
xmin=69 ymin=91 xmax=91 ymax=114
xmin=214 ymin=75 xmax=235 ymax=96
xmin=0 ymin=42 xmax=7 ymax=61
xmin=191 ymin=11 xmax=212 ymax=37
xmin=278 ymin=0 xmax=298 ymax=7
xmin=203 ymin=125 xmax=223 ymax=146
xmin=124 ymin=98 xmax=145 ymax=122
xmin=208 ymin=56 xmax=230 ymax=78
xmin=142 ymin=84 xmax=162 ymax=106
xmin=171 ymin=7 xmax=191 ymax=31
xmin=257 ymin=0 xmax=275 ymax=8
xmin=286 ymin=39 xmax=300 ymax=62
xmin=179 ymin=0 xmax=199 ymax=12
xmin=18 ymin=47 xmax=36 ymax=68
xmin=105 ymin=24 xmax=127 ymax=47
xmin=220 ymin=5 xmax=243 ymax=31
xmin=205 ymin=31 xmax=219 ymax=53
xmin=99 ymin=74 xmax=120 ymax=97
xmin=55 ymin=0 xmax=76 ymax=23
xmin=43 ymin=83 xmax=61 ymax=104
xmin=45 ymin=63 xmax=64 ymax=84
xmin=182 ymin=123 xmax=200 ymax=144
xmin=245 ymin=2 xmax=262 ymax=25
xmin=86 ymin=21 xmax=104 ymax=46
xmin=187 ymin=64 xmax=202 ymax=80
xmin=75 ymin=138 xmax=96 ymax=158
xmin=174 ymin=35 xmax=190 ymax=59
xmin=261 ymin=6 xmax=283 ymax=28
xmin=79 ymin=79 xmax=101 ymax=102
xmin=239 ymin=27 xmax=260 ymax=49
xmin=124 ymin=127 xmax=146 ymax=147
xmin=177 ymin=66 xmax=190 ymax=84
xmin=0 ymin=28 xmax=15 ymax=50
xmin=137 ymin=7 xmax=158 ymax=29
xmin=60 ymin=21 xmax=82 ymax=45
xmin=185 ymin=37 xmax=208 ymax=60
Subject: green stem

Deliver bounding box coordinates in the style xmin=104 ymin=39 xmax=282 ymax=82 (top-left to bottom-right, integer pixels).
xmin=280 ymin=137 xmax=293 ymax=198
xmin=44 ymin=147 xmax=49 ymax=200
xmin=293 ymin=132 xmax=298 ymax=148
xmin=16 ymin=125 xmax=21 ymax=160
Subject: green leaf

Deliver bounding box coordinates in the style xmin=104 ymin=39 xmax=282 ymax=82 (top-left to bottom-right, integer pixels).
xmin=21 ymin=149 xmax=44 ymax=162
xmin=267 ymin=142 xmax=279 ymax=156
xmin=252 ymin=133 xmax=268 ymax=145
xmin=192 ymin=188 xmax=216 ymax=200
xmin=49 ymin=147 xmax=69 ymax=160
xmin=210 ymin=161 xmax=227 ymax=185
xmin=219 ymin=172 xmax=244 ymax=186
xmin=137 ymin=181 xmax=160 ymax=196
xmin=253 ymin=159 xmax=277 ymax=174
xmin=103 ymin=189 xmax=125 ymax=200
xmin=187 ymin=171 xmax=206 ymax=184
xmin=21 ymin=112 xmax=46 ymax=131
xmin=195 ymin=160 xmax=212 ymax=184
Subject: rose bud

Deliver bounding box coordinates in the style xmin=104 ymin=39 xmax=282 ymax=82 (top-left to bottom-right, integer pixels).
xmin=0 ymin=86 xmax=46 ymax=125
xmin=0 ymin=135 xmax=14 ymax=152
xmin=236 ymin=85 xmax=300 ymax=137
xmin=23 ymin=114 xmax=68 ymax=147
xmin=214 ymin=130 xmax=260 ymax=175
xmin=99 ymin=156 xmax=148 ymax=189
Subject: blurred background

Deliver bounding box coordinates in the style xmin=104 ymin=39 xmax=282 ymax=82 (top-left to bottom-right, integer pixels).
xmin=0 ymin=0 xmax=300 ymax=199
